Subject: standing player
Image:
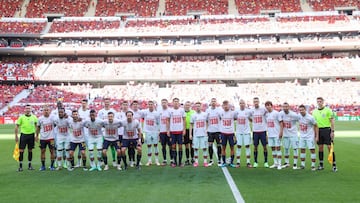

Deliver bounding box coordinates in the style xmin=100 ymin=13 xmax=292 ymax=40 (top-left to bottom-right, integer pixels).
xmin=264 ymin=101 xmax=283 ymax=170
xmin=312 ymin=97 xmax=337 ymax=172
xmin=142 ymin=101 xmax=161 ymax=166
xmin=234 ymin=99 xmax=253 ymax=168
xmin=130 ymin=100 xmax=142 ymax=167
xmin=98 ymin=98 xmax=117 ymax=168
xmin=84 ymin=110 xmax=104 ymax=171
xmin=189 ymin=102 xmax=209 ymax=167
xmin=120 ymin=111 xmax=143 ymax=170
xmin=280 ymin=102 xmax=300 ymax=169
xmin=169 ymin=98 xmax=186 ymax=167
xmin=159 ymin=99 xmax=171 ymax=166
xmin=249 ymin=97 xmax=269 ymax=168
xmin=219 ymin=100 xmax=237 ymax=168
xmin=68 ymin=110 xmax=87 ymax=171
xmin=299 ymin=105 xmax=318 ymax=171
xmin=53 ymin=108 xmax=71 ymax=170
xmin=102 ymin=112 xmax=122 ymax=171
xmin=77 ymin=99 xmax=90 ymax=168
xmin=206 ymin=98 xmax=222 ymax=166
xmin=15 ymin=104 xmax=38 ymax=171
xmin=184 ymin=101 xmax=195 ymax=165
xmin=36 ymin=105 xmax=56 ymax=171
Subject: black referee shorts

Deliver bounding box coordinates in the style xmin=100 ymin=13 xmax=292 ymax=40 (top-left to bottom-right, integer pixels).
xmin=318 ymin=128 xmax=331 ymax=145
xmin=19 ymin=133 xmax=35 ymax=150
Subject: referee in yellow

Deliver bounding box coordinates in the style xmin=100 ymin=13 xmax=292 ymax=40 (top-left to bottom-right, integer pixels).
xmin=312 ymin=97 xmax=337 ymax=172
xmin=15 ymin=104 xmax=38 ymax=172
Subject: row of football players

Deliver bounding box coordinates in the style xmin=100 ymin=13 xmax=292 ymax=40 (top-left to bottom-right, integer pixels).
xmin=35 ymin=96 xmax=322 ymax=171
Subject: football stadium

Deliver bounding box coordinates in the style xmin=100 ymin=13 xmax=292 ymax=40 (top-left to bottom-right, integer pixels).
xmin=0 ymin=0 xmax=360 ymax=202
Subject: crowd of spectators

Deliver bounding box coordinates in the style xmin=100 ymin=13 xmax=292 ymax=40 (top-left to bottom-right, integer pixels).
xmin=95 ymin=0 xmax=159 ymax=17
xmin=0 ymin=20 xmax=47 ymax=34
xmin=0 ymin=0 xmax=23 ymax=17
xmin=164 ymin=0 xmax=228 ymax=16
xmin=25 ymin=0 xmax=90 ymax=18
xmin=49 ymin=18 xmax=120 ymax=33
xmin=235 ymin=0 xmax=301 ymax=14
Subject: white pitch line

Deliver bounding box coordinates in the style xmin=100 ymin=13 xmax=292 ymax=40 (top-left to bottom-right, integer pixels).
xmin=214 ymin=144 xmax=245 ymax=203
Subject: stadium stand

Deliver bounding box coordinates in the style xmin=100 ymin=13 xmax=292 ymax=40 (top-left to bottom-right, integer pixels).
xmin=25 ymin=0 xmax=90 ymax=18
xmin=235 ymin=0 xmax=301 ymax=14
xmin=164 ymin=0 xmax=228 ymax=16
xmin=0 ymin=58 xmax=36 ymax=80
xmin=49 ymin=18 xmax=121 ymax=33
xmin=0 ymin=19 xmax=47 ymax=34
xmin=0 ymin=0 xmax=23 ymax=17
xmin=307 ymin=0 xmax=360 ymax=11
xmin=95 ymin=0 xmax=159 ymax=17
xmin=0 ymin=85 xmax=26 ymax=109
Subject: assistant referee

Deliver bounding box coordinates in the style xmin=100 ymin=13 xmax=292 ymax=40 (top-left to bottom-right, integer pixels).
xmin=312 ymin=97 xmax=337 ymax=172
xmin=15 ymin=104 xmax=38 ymax=172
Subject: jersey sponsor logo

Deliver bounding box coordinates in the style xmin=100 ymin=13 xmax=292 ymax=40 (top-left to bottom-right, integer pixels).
xmin=283 ymin=121 xmax=292 ymax=128
xmin=106 ymin=128 xmax=116 ymax=135
xmin=43 ymin=124 xmax=53 ymax=132
xmin=127 ymin=131 xmax=134 ymax=137
xmin=267 ymin=120 xmax=275 ymax=128
xmin=58 ymin=126 xmax=68 ymax=133
xmin=90 ymin=128 xmax=98 ymax=135
xmin=237 ymin=118 xmax=246 ymax=125
xmin=73 ymin=129 xmax=82 ymax=137
xmin=146 ymin=119 xmax=155 ymax=126
xmin=254 ymin=115 xmax=263 ymax=123
xmin=300 ymin=123 xmax=307 ymax=132
xmin=196 ymin=120 xmax=205 ymax=128
xmin=209 ymin=117 xmax=219 ymax=125
xmin=222 ymin=119 xmax=232 ymax=127
xmin=172 ymin=116 xmax=182 ymax=124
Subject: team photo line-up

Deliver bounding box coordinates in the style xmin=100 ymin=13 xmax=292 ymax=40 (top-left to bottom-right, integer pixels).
xmin=14 ymin=96 xmax=337 ymax=172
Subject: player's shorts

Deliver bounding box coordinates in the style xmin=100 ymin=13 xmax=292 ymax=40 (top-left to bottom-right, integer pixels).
xmin=160 ymin=133 xmax=171 ymax=146
xmin=208 ymin=132 xmax=221 ymax=143
xmin=87 ymin=136 xmax=103 ymax=150
xmin=192 ymin=136 xmax=208 ymax=149
xmin=70 ymin=142 xmax=86 ymax=151
xmin=267 ymin=137 xmax=281 ymax=147
xmin=300 ymin=138 xmax=315 ymax=150
xmin=282 ymin=137 xmax=299 ymax=149
xmin=40 ymin=139 xmax=55 ymax=150
xmin=171 ymin=133 xmax=183 ymax=145
xmin=253 ymin=131 xmax=267 ymax=146
xmin=103 ymin=139 xmax=121 ymax=150
xmin=183 ymin=129 xmax=193 ymax=145
xmin=221 ymin=133 xmax=235 ymax=147
xmin=145 ymin=132 xmax=159 ymax=145
xmin=318 ymin=127 xmax=331 ymax=145
xmin=19 ymin=133 xmax=35 ymax=150
xmin=235 ymin=133 xmax=251 ymax=146
xmin=122 ymin=139 xmax=141 ymax=148
xmin=56 ymin=137 xmax=70 ymax=151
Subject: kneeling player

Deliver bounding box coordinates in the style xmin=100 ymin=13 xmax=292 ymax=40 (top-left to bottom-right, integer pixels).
xmin=85 ymin=110 xmax=104 ymax=171
xmin=68 ymin=110 xmax=87 ymax=171
xmin=299 ymin=105 xmax=318 ymax=171
xmin=102 ymin=112 xmax=122 ymax=171
xmin=190 ymin=102 xmax=209 ymax=167
xmin=36 ymin=105 xmax=56 ymax=171
xmin=121 ymin=111 xmax=143 ymax=170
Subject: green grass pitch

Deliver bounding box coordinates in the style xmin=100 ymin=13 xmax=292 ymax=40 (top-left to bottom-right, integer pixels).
xmin=0 ymin=122 xmax=359 ymax=203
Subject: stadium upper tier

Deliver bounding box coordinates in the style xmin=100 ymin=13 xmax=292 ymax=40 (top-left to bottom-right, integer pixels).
xmin=34 ymin=58 xmax=360 ymax=81
xmin=1 ymin=0 xmax=359 ymax=17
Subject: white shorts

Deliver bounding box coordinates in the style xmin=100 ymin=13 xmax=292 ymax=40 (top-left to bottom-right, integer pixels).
xmin=193 ymin=136 xmax=208 ymax=149
xmin=282 ymin=137 xmax=299 ymax=149
xmin=145 ymin=132 xmax=159 ymax=145
xmin=87 ymin=136 xmax=103 ymax=150
xmin=268 ymin=137 xmax=281 ymax=147
xmin=235 ymin=133 xmax=252 ymax=146
xmin=56 ymin=136 xmax=70 ymax=150
xmin=299 ymin=138 xmax=315 ymax=150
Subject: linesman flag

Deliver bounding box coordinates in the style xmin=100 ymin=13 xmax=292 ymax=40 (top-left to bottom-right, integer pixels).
xmin=328 ymin=142 xmax=334 ymax=165
xmin=13 ymin=142 xmax=19 ymax=162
